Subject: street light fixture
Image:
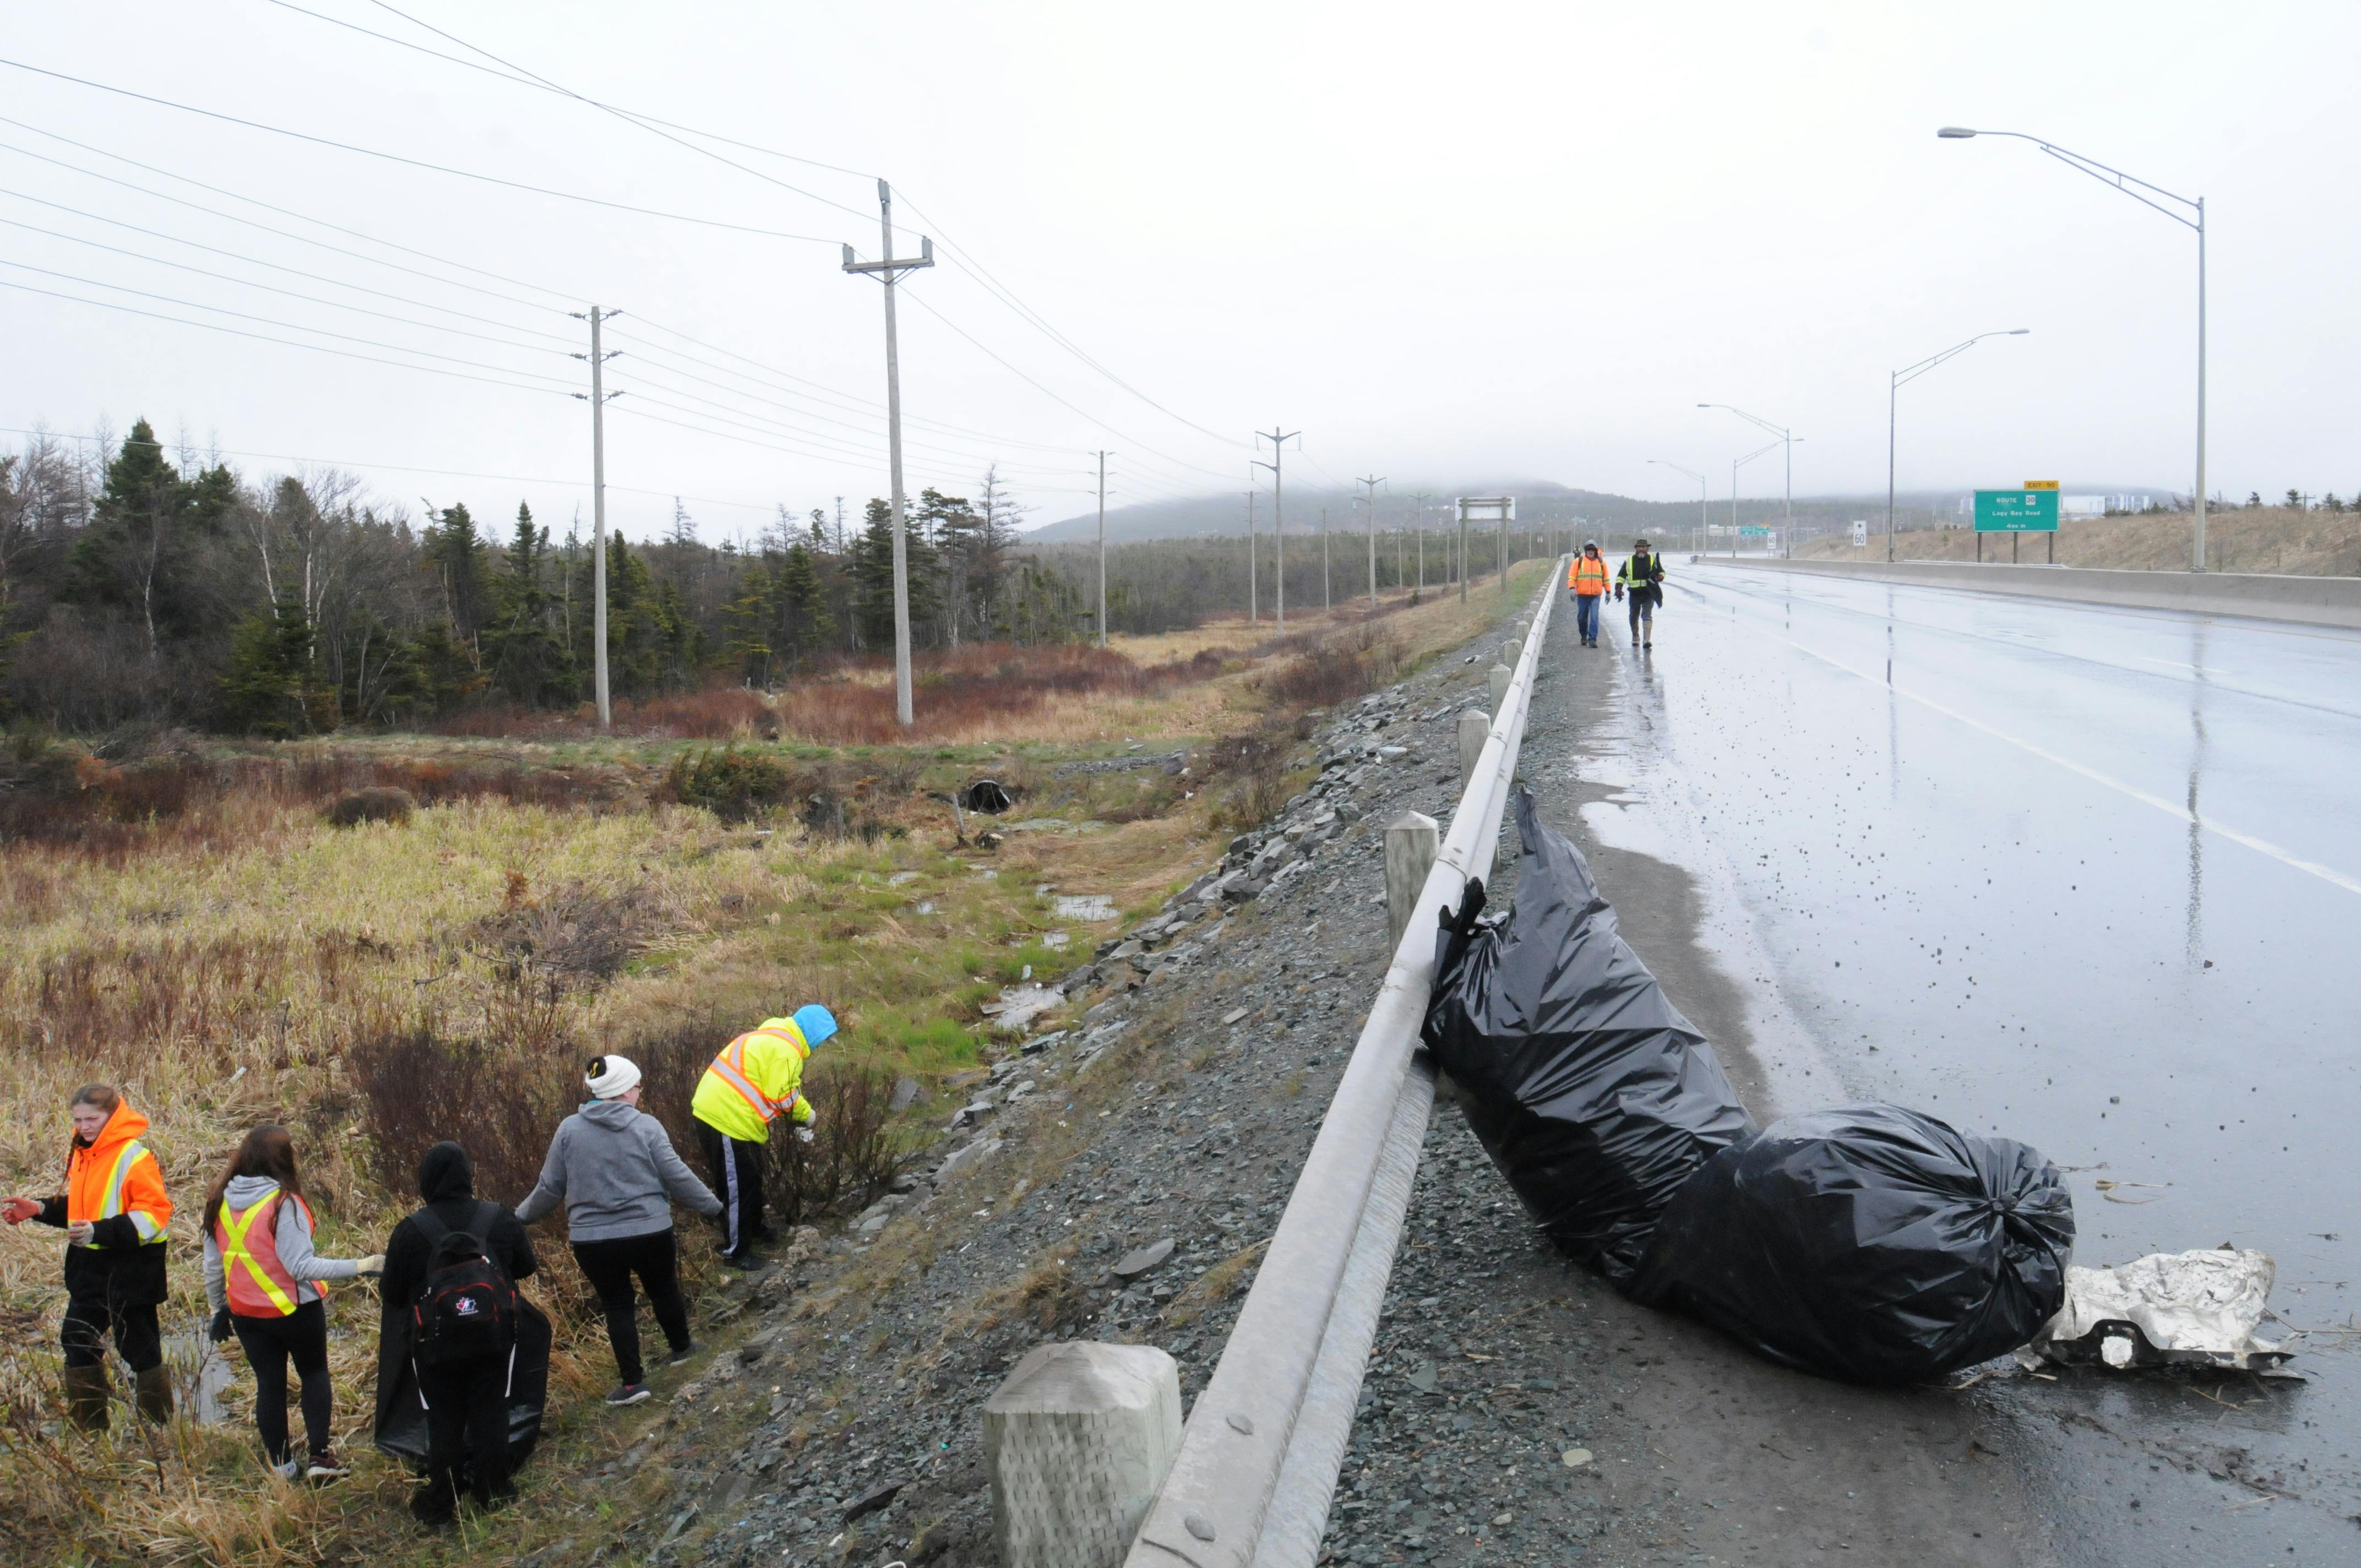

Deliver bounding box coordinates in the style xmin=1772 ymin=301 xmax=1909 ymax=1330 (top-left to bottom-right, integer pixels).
xmin=1729 ymin=438 xmax=1785 ymax=558
xmin=1699 ymin=404 xmax=1794 ymax=554
xmin=1648 ymin=459 xmax=1710 ymax=556
xmin=1888 ymin=330 xmax=2030 ymax=562
xmin=1938 ymin=126 xmax=2208 ymax=571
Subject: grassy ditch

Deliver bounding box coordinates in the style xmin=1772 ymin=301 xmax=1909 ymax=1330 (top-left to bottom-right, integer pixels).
xmin=0 ymin=565 xmax=1546 ymax=1566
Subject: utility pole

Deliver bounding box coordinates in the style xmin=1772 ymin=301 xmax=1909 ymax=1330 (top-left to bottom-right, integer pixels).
xmin=842 ymin=179 xmax=934 ymax=727
xmin=1245 ymin=489 xmax=1258 ymax=623
xmin=1321 ymin=506 xmax=1331 ymax=610
xmin=1456 ymin=498 xmax=1469 ymax=604
xmin=1253 ymin=428 xmax=1299 ymax=634
xmin=1357 ymin=475 xmax=1385 ymax=607
xmin=570 ymin=304 xmax=623 ymax=732
xmin=1093 ymin=451 xmax=1109 ymax=647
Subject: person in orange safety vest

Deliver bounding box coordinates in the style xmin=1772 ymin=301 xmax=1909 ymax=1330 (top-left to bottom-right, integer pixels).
xmin=1 ymin=1084 xmax=176 ymax=1429
xmin=690 ymin=1005 xmax=835 ymax=1267
xmin=202 ymin=1124 xmax=385 ymax=1482
xmin=1568 ymin=541 xmax=1611 ymax=647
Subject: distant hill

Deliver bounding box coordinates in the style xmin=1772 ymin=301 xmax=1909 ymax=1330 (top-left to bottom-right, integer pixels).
xmin=1026 ymin=481 xmax=2184 ymax=545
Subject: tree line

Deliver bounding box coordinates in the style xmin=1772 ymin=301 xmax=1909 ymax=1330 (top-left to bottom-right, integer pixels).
xmin=0 ymin=424 xmax=1097 ymax=735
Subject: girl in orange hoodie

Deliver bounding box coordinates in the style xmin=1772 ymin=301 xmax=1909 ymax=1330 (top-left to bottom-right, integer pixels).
xmin=1 ymin=1084 xmax=176 ymax=1428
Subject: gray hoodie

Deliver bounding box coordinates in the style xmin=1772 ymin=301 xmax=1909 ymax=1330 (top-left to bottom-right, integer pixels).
xmin=203 ymin=1175 xmax=362 ymax=1313
xmin=515 ymin=1098 xmax=722 ymax=1243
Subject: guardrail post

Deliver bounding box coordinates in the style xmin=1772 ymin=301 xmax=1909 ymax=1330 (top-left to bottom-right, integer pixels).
xmin=1488 ymin=661 xmax=1511 ymax=714
xmin=1456 ymin=708 xmax=1489 ymax=783
xmin=1383 ymin=812 xmax=1440 ymax=955
xmin=986 ymin=1342 xmax=1184 ymax=1568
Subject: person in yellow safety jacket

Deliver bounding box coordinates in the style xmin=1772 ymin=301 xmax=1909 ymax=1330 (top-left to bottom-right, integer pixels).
xmin=202 ymin=1124 xmax=384 ymax=1483
xmin=690 ymin=1004 xmax=837 ymax=1266
xmin=1 ymin=1085 xmax=176 ymax=1429
xmin=1568 ymin=541 xmax=1611 ymax=648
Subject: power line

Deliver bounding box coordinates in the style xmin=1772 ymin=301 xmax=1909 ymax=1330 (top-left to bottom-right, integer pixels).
xmin=0 ymin=276 xmax=577 ymax=397
xmin=0 ymin=210 xmax=573 ymax=355
xmin=610 ymin=378 xmax=1089 ymax=480
xmin=254 ymin=3 xmax=1238 ymax=457
xmin=0 ymin=57 xmax=844 ymax=243
xmin=0 ymin=112 xmax=578 ymax=305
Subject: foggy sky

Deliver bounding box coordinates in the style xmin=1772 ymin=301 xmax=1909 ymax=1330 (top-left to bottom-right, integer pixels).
xmin=3 ymin=2 xmax=2352 ymax=542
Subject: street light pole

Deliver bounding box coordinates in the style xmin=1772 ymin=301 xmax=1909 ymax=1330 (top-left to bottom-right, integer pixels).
xmin=1729 ymin=439 xmax=1783 ymax=557
xmin=1886 ymin=330 xmax=2030 ymax=562
xmin=1938 ymin=127 xmax=2207 ymax=570
xmin=1647 ymin=460 xmax=1708 ymax=558
xmin=1699 ymin=404 xmax=1793 ymax=553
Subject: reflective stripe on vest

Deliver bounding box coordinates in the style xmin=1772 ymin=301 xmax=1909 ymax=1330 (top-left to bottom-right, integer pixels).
xmin=217 ymin=1188 xmax=302 ymax=1316
xmin=707 ymin=1027 xmax=803 ymax=1124
xmin=91 ymin=1141 xmax=163 ymax=1246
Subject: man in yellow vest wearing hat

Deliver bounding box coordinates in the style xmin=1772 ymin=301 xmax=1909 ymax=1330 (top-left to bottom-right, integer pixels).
xmin=690 ymin=1005 xmax=834 ymax=1267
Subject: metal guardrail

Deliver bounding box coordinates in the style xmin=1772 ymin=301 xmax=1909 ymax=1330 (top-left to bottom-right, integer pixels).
xmin=1124 ymin=568 xmax=1563 ymax=1568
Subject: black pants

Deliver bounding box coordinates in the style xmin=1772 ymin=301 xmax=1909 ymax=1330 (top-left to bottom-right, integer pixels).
xmin=571 ymin=1229 xmax=689 ymax=1386
xmin=415 ymin=1353 xmax=512 ymax=1518
xmin=1628 ymin=594 xmax=1655 ymax=640
xmin=695 ymin=1120 xmax=770 ymax=1259
xmin=62 ymin=1292 xmax=162 ymax=1373
xmin=231 ymin=1298 xmax=332 ymax=1464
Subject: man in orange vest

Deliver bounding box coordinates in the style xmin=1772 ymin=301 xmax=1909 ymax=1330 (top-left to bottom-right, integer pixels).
xmin=690 ymin=1005 xmax=835 ymax=1267
xmin=1568 ymin=540 xmax=1611 ymax=647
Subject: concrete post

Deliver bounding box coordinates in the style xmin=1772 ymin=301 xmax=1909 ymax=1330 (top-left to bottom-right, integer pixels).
xmin=1457 ymin=707 xmax=1489 ymax=784
xmin=1488 ymin=662 xmax=1511 ymax=714
xmin=986 ymin=1342 xmax=1183 ymax=1568
xmin=1510 ymin=618 xmax=1528 ymax=650
xmin=1383 ymin=811 xmax=1439 ymax=956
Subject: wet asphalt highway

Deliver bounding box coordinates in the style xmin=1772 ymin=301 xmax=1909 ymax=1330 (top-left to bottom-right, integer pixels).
xmin=1612 ymin=564 xmax=2361 ymax=1563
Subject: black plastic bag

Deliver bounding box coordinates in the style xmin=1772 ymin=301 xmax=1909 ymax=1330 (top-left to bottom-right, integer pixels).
xmin=1421 ymin=788 xmax=1755 ymax=1287
xmin=1629 ymin=1104 xmax=2075 ymax=1383
xmin=373 ymin=1292 xmax=553 ymax=1469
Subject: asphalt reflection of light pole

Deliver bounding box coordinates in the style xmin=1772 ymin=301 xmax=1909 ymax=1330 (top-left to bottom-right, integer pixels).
xmin=1648 ymin=460 xmax=1710 ymax=557
xmin=1700 ymin=405 xmax=1794 ymax=554
xmin=1937 ymin=127 xmax=2208 ymax=571
xmin=2186 ymin=622 xmax=2210 ymax=968
xmin=1888 ymin=331 xmax=2030 ymax=562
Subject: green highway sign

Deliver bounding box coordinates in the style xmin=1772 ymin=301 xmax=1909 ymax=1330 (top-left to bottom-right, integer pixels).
xmin=1974 ymin=489 xmax=2059 ymax=532
xmin=1738 ymin=524 xmax=1771 ymax=536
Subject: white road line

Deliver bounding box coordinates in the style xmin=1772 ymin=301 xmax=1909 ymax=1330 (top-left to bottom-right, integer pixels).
xmin=1730 ymin=615 xmax=2361 ymax=900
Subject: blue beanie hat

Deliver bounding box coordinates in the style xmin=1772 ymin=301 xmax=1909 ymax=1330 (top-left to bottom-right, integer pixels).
xmin=792 ymin=1004 xmax=838 ymax=1048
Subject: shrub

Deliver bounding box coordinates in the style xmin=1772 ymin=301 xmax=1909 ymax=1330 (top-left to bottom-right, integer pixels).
xmin=349 ymin=1008 xmax=573 ymax=1206
xmin=662 ymin=747 xmax=794 ymax=821
xmin=1203 ymin=725 xmax=1293 ymax=828
xmin=323 ymin=786 xmax=414 ymax=826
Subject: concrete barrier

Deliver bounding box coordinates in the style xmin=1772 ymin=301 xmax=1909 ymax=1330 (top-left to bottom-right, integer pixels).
xmin=1696 ymin=556 xmax=2361 ymax=631
xmin=986 ymin=1342 xmax=1185 ymax=1568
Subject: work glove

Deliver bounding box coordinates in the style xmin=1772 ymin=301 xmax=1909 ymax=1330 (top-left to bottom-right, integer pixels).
xmin=795 ymin=1126 xmax=816 ymax=1146
xmin=209 ymin=1308 xmax=233 ymax=1344
xmin=356 ymin=1254 xmax=387 ymax=1276
xmin=1614 ymin=586 xmax=1624 ymax=601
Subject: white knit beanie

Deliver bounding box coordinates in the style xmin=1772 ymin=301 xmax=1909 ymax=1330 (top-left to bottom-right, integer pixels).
xmin=585 ymin=1054 xmax=643 ymax=1099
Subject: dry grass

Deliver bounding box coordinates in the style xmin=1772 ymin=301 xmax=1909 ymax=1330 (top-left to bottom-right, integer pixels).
xmin=1794 ymin=506 xmax=2361 ymax=576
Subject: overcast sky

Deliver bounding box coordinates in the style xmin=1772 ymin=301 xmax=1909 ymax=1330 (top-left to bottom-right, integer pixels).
xmin=4 ymin=2 xmax=2352 ymax=542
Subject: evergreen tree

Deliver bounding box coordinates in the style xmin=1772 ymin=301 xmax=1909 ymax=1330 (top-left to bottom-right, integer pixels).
xmin=848 ymin=497 xmax=938 ymax=650
xmin=778 ymin=542 xmax=833 ymax=661
xmin=217 ymin=589 xmax=317 ymax=734
xmin=423 ymin=501 xmax=491 ymax=646
xmin=64 ymin=420 xmax=233 ymax=654
xmin=483 ymin=501 xmax=568 ymax=703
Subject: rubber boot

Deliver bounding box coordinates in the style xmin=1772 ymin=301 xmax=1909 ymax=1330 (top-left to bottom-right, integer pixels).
xmin=134 ymin=1364 xmax=175 ymax=1425
xmin=62 ymin=1364 xmax=110 ymax=1432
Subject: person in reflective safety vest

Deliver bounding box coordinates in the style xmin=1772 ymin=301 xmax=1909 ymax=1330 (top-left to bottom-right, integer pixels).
xmin=203 ymin=1124 xmax=383 ymax=1481
xmin=1569 ymin=542 xmax=1611 ymax=647
xmin=690 ymin=1004 xmax=837 ymax=1266
xmin=2 ymin=1084 xmax=175 ymax=1429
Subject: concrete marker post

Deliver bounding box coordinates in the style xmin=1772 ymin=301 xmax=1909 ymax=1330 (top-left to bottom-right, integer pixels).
xmin=985 ymin=1342 xmax=1183 ymax=1568
xmin=1456 ymin=708 xmax=1489 ymax=785
xmin=1488 ymin=662 xmax=1512 ymax=714
xmin=1383 ymin=812 xmax=1440 ymax=957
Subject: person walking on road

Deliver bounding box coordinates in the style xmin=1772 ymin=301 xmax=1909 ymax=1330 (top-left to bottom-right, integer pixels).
xmin=202 ymin=1125 xmax=384 ymax=1482
xmin=380 ymin=1141 xmax=538 ymax=1528
xmin=690 ymin=1005 xmax=835 ymax=1268
xmin=516 ymin=1055 xmax=720 ymax=1407
xmin=1568 ymin=541 xmax=1611 ymax=646
xmin=1616 ymin=537 xmax=1667 ymax=651
xmin=1 ymin=1085 xmax=175 ymax=1429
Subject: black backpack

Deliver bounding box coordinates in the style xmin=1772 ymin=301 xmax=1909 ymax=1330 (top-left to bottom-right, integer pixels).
xmin=407 ymin=1201 xmax=519 ymax=1368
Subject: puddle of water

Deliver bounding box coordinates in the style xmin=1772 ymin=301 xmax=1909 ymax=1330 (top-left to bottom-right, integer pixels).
xmin=1053 ymin=895 xmax=1118 ymax=922
xmin=165 ymin=1332 xmax=235 ymax=1425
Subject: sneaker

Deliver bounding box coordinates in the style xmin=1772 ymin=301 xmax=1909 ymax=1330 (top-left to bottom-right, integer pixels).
xmin=273 ymin=1458 xmax=302 ymax=1482
xmin=666 ymin=1341 xmax=698 ymax=1366
xmin=306 ymin=1451 xmax=350 ymax=1482
xmin=721 ymin=1252 xmax=773 ymax=1275
xmin=605 ymin=1383 xmax=653 ymax=1407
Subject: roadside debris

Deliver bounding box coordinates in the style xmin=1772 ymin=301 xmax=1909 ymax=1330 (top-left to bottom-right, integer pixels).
xmin=1424 ymin=788 xmax=2075 ymax=1385
xmin=2025 ymin=1247 xmax=2296 ymax=1373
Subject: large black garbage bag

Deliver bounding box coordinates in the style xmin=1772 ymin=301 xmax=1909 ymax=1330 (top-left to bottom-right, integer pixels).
xmin=1421 ymin=787 xmax=1756 ymax=1287
xmin=1629 ymin=1104 xmax=2075 ymax=1383
xmin=373 ymin=1293 xmax=554 ymax=1469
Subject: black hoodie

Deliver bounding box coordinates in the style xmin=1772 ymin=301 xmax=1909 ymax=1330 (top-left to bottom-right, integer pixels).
xmin=378 ymin=1141 xmax=537 ymax=1311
